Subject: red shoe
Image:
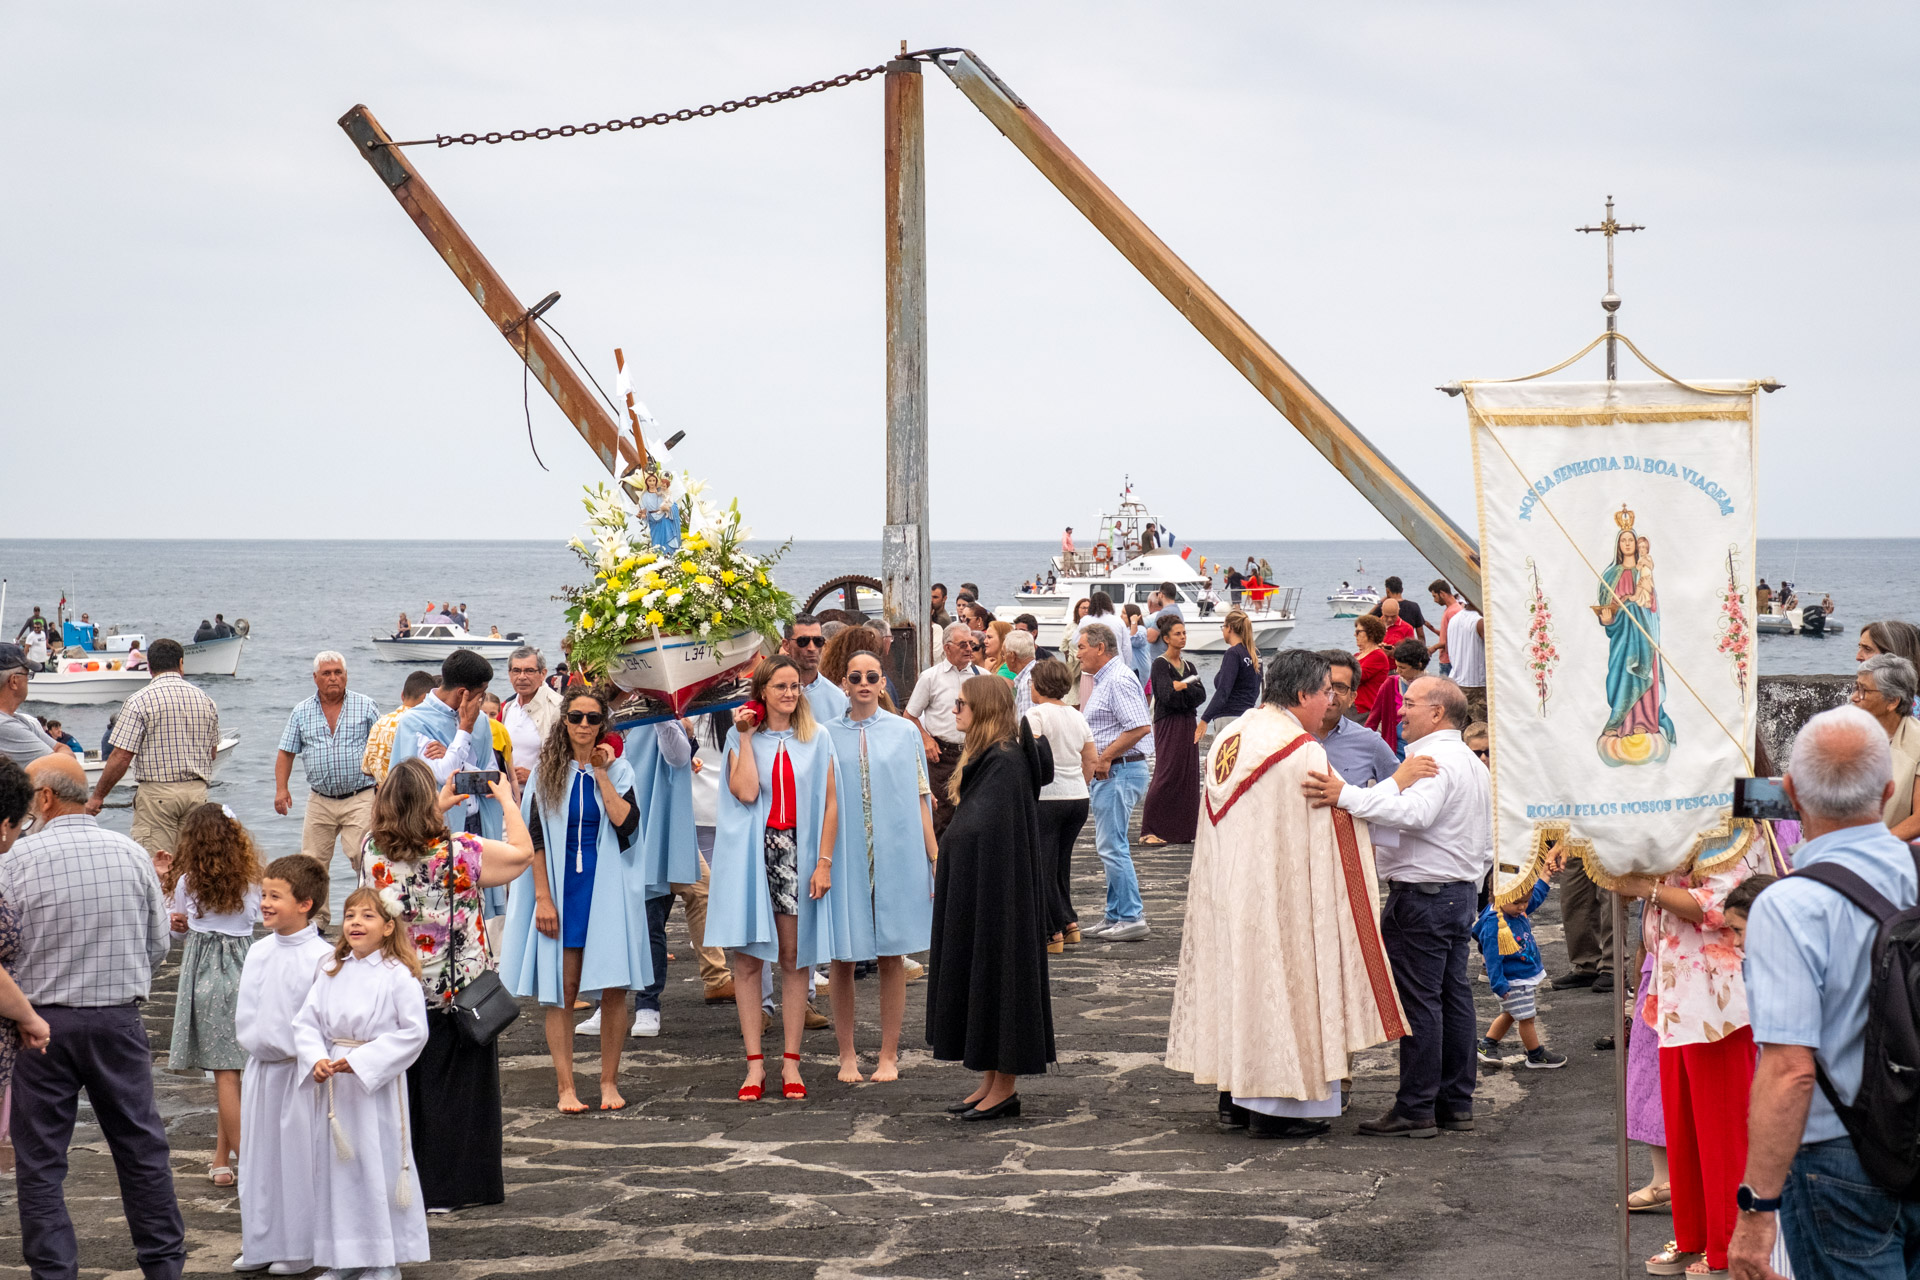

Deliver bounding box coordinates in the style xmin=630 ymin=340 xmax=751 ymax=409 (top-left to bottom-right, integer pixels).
xmin=782 ymin=1052 xmax=807 ymax=1100
xmin=737 ymin=1054 xmax=765 ymax=1102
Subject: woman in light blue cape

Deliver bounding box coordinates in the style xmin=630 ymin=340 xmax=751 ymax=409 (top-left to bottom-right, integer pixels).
xmin=707 ymin=656 xmax=839 ymax=1102
xmin=498 ymin=688 xmax=651 ymax=1113
xmin=823 ymin=651 xmax=939 ymax=1084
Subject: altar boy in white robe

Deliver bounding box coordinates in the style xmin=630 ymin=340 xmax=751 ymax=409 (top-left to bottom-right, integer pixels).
xmin=233 ymin=855 xmax=336 ymax=1274
xmin=294 ymin=888 xmax=430 ymax=1280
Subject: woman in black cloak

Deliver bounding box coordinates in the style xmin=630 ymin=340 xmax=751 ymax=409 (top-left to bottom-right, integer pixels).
xmin=926 ymin=674 xmax=1057 ymax=1121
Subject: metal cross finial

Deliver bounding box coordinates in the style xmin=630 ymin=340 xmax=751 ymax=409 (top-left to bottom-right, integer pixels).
xmin=1576 ymin=195 xmax=1645 ymax=380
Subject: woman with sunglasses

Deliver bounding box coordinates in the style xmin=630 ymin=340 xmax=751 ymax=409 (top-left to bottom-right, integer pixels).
xmin=823 ymin=651 xmax=939 ymax=1083
xmin=500 ymin=689 xmax=651 ymax=1113
xmin=708 ymin=656 xmax=840 ymax=1102
xmin=927 ymin=675 xmax=1055 ymax=1122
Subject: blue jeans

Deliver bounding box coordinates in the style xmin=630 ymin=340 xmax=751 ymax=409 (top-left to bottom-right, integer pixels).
xmin=1782 ymin=1137 xmax=1920 ymax=1278
xmin=1089 ymin=758 xmax=1149 ymax=924
xmin=634 ymin=892 xmax=672 ymax=1013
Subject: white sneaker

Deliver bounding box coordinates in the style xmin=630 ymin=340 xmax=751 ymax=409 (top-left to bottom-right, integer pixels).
xmin=361 ymin=1269 xmax=402 ymax=1280
xmin=231 ymin=1259 xmax=269 ymax=1273
xmin=314 ymin=1270 xmax=361 ymax=1280
xmin=576 ymin=1009 xmax=602 ymax=1036
xmin=631 ymin=1008 xmax=661 ymax=1038
xmin=1102 ymin=920 xmax=1151 ymax=942
xmin=267 ymin=1263 xmax=312 ymax=1275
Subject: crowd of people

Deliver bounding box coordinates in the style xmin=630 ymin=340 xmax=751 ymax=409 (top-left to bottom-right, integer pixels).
xmin=0 ymin=593 xmax=1917 ymax=1279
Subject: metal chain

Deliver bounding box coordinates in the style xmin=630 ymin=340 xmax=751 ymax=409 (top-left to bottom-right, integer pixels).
xmin=384 ymin=65 xmax=889 ymax=148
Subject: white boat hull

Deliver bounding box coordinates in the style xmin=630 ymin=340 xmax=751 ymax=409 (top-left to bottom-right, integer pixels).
xmin=1327 ymin=593 xmax=1379 ymax=618
xmin=608 ymin=629 xmax=767 ymax=715
xmin=369 ymin=635 xmax=526 ymax=663
xmin=26 ymin=667 xmax=151 ymax=706
xmin=182 ymin=635 xmax=247 ymax=676
xmin=84 ymin=735 xmax=240 ymax=790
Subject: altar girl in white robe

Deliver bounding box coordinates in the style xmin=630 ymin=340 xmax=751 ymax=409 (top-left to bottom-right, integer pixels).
xmin=293 ymin=888 xmax=431 ymax=1279
xmin=233 ymin=856 xmax=336 ymax=1273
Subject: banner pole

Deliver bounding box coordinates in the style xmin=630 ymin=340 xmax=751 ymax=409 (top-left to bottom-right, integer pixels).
xmin=1614 ymin=889 xmax=1630 ymax=1279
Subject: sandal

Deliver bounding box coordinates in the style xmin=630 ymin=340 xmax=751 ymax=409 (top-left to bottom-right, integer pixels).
xmin=782 ymin=1052 xmax=807 ymax=1100
xmin=1628 ymin=1183 xmax=1672 ymax=1212
xmin=1064 ymin=925 xmax=1082 ymax=944
xmin=737 ymin=1053 xmax=765 ymax=1102
xmin=209 ymin=1166 xmax=236 ymax=1187
xmin=1048 ymin=934 xmax=1065 ymax=954
xmin=1645 ymin=1241 xmax=1704 ymax=1276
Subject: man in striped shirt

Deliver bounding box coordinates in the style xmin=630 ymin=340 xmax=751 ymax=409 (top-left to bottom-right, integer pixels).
xmin=85 ymin=638 xmax=219 ymax=859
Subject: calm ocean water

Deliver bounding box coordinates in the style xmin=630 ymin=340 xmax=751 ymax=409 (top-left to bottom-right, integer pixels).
xmin=0 ymin=536 xmax=1903 ymax=878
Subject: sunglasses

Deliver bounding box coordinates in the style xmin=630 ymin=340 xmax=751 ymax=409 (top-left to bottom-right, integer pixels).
xmin=845 ymin=671 xmax=884 ymax=685
xmin=970 ymin=642 xmax=986 ymax=652
xmin=954 ymin=697 xmax=968 ymax=709
xmin=1474 ymin=748 xmax=1491 ymax=760
xmin=792 ymin=635 xmax=826 ymax=648
xmin=565 ymin=711 xmax=605 ymax=725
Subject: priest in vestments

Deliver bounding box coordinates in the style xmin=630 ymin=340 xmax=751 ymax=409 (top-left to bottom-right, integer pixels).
xmin=1165 ymin=648 xmax=1407 ymax=1138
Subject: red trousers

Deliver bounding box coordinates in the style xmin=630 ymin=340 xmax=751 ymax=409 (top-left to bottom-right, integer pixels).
xmin=1659 ymin=1026 xmax=1755 ymax=1269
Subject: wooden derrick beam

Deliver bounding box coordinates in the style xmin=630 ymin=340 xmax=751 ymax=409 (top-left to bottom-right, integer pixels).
xmin=337 ymin=105 xmax=644 ymax=478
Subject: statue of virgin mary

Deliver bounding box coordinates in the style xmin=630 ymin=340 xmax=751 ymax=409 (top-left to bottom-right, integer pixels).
xmin=1593 ymin=504 xmax=1674 ymax=765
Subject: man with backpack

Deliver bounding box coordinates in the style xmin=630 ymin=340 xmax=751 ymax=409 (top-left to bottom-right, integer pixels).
xmin=1730 ymin=704 xmax=1920 ymax=1278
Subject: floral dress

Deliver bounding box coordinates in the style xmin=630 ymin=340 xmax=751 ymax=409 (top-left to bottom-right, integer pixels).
xmin=0 ymin=895 xmax=19 ymax=1091
xmin=361 ymin=833 xmax=491 ymax=1005
xmin=1644 ymin=839 xmax=1765 ymax=1047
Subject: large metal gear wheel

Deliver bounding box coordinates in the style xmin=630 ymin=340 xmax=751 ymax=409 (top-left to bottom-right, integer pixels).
xmin=803 ymin=574 xmax=883 ymax=616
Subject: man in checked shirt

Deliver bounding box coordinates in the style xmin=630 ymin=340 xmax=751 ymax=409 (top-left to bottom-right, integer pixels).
xmin=84 ymin=638 xmax=219 ymax=859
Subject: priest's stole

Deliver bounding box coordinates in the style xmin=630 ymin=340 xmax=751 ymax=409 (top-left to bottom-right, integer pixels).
xmin=1464 ymin=379 xmax=1760 ymax=895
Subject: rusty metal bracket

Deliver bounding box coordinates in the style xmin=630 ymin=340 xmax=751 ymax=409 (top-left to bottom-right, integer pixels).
xmin=337 ymin=105 xmax=644 ymax=478
xmin=931 ymin=50 xmax=1482 ymax=603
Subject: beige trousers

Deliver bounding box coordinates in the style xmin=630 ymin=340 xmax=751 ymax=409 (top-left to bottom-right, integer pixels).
xmin=302 ymin=789 xmax=374 ymax=928
xmin=670 ymin=858 xmax=730 ymax=992
xmin=129 ymin=780 xmax=208 ymax=857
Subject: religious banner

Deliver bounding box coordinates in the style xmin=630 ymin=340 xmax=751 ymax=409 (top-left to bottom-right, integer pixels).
xmin=1464 ymin=378 xmax=1761 ymax=897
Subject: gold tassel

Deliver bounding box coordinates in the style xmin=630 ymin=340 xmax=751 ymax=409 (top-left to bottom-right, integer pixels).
xmin=1496 ymin=912 xmax=1521 ymax=957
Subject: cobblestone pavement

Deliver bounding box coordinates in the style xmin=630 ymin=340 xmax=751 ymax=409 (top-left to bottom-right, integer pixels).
xmin=0 ymin=819 xmax=1666 ymax=1279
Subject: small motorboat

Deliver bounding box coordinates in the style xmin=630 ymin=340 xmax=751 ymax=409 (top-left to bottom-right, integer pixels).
xmin=1327 ymin=588 xmax=1380 ymax=618
xmin=369 ymin=623 xmax=527 ymax=662
xmin=181 ymin=633 xmax=248 ymax=676
xmin=84 ymin=734 xmax=241 ymax=790
xmin=26 ymin=661 xmax=150 ymax=706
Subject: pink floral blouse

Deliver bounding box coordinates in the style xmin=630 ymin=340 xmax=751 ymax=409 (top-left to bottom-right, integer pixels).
xmin=1644 ymin=841 xmax=1765 ymax=1048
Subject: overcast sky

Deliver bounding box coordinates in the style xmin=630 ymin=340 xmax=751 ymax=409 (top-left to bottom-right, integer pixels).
xmin=4 ymin=3 xmax=1913 ymax=545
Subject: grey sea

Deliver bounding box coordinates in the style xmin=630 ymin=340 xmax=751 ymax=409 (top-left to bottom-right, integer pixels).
xmin=0 ymin=535 xmax=1900 ymax=904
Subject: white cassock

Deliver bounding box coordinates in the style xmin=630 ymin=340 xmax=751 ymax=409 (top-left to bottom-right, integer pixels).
xmin=292 ymin=951 xmax=431 ymax=1270
xmin=234 ymin=926 xmax=335 ymax=1267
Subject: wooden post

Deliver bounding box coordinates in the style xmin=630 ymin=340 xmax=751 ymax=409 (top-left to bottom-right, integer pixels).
xmin=883 ymin=52 xmax=931 ymax=690
xmin=337 ymin=105 xmax=645 ymax=478
xmin=932 ymin=53 xmax=1483 ymax=605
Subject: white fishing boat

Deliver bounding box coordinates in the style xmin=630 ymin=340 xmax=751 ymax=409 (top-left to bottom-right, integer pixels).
xmin=84 ymin=734 xmax=241 ymax=790
xmin=608 ymin=627 xmax=766 ymax=718
xmin=181 ymin=634 xmax=248 ymax=676
xmin=1327 ymin=588 xmax=1379 ymax=617
xmin=369 ymin=623 xmax=527 ymax=662
xmin=996 ymin=483 xmax=1298 ymax=653
xmin=25 ymin=662 xmax=150 ymax=706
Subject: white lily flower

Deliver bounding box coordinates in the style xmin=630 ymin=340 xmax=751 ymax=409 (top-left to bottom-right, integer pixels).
xmin=615 ymin=611 xmax=629 ymax=628
xmin=667 ymin=592 xmax=683 ymax=607
xmin=642 ymin=589 xmax=663 ymax=607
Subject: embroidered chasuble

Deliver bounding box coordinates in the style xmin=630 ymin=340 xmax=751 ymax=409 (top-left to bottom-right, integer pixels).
xmin=1165 ymin=704 xmax=1406 ymax=1101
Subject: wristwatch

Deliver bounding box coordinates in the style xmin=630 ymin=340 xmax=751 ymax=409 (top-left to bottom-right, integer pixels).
xmin=1736 ymin=1184 xmax=1782 ymax=1213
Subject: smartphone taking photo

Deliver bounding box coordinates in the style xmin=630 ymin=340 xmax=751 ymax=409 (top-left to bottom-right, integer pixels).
xmin=453 ymin=769 xmax=502 ymax=796
xmin=1733 ymin=776 xmax=1799 ymax=823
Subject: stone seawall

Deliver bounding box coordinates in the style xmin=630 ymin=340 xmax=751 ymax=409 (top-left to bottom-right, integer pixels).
xmin=1757 ymin=673 xmax=1853 ymax=766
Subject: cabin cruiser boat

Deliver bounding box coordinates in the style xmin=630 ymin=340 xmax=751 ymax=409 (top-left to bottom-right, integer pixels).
xmin=370 ymin=622 xmax=527 ymax=662
xmin=996 ymin=483 xmax=1298 ymax=653
xmin=1326 ymin=587 xmax=1380 ymax=617
xmin=84 ymin=734 xmax=241 ymax=791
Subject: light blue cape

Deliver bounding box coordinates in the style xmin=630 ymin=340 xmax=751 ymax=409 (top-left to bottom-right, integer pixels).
xmin=625 ymin=726 xmax=700 ymax=897
xmin=498 ymin=755 xmax=654 ymax=1006
xmin=825 ymin=709 xmax=935 ymax=959
xmin=803 ymin=676 xmax=850 ymax=725
xmin=706 ymin=727 xmax=836 ymax=968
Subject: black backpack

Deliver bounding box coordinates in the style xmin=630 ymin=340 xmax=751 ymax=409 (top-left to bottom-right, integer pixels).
xmin=1795 ymin=845 xmax=1920 ymax=1198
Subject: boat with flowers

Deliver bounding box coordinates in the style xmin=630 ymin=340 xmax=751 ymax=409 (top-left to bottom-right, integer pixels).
xmin=562 ymin=473 xmax=792 ymax=726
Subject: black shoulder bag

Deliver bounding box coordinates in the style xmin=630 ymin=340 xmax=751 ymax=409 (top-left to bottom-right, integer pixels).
xmin=443 ymin=839 xmax=519 ymax=1046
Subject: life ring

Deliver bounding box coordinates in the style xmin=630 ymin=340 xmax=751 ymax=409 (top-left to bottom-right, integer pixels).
xmin=1093 ymin=544 xmax=1111 ymax=564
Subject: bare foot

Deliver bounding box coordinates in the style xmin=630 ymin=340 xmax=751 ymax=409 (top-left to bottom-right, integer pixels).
xmin=600 ymin=1086 xmax=627 ymax=1111
xmin=870 ymin=1057 xmax=900 ymax=1083
xmin=837 ymin=1057 xmax=865 ymax=1083
xmin=557 ymin=1089 xmax=588 ymax=1114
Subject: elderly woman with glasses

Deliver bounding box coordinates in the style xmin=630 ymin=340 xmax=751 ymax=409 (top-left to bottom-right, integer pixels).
xmin=1850 ymin=653 xmax=1920 ymax=839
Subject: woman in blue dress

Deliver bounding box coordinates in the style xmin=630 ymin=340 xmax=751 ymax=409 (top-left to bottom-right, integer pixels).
xmin=639 ymin=470 xmax=680 ymax=553
xmin=707 ymin=656 xmax=840 ymax=1102
xmin=824 ymin=651 xmax=940 ymax=1084
xmin=500 ymin=689 xmax=650 ymax=1114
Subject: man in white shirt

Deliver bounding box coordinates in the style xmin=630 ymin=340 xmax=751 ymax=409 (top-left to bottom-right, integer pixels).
xmin=905 ymin=624 xmax=986 ymax=836
xmin=502 ymin=646 xmax=561 ymax=789
xmin=1304 ymin=675 xmax=1489 ymax=1139
xmin=1444 ymin=603 xmax=1486 ymax=691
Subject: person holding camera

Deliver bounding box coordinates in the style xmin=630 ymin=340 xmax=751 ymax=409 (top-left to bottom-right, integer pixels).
xmin=499 ymin=688 xmax=653 ymax=1115
xmin=391 ymin=650 xmax=508 ymax=918
xmin=356 ymin=756 xmax=533 ymax=1213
